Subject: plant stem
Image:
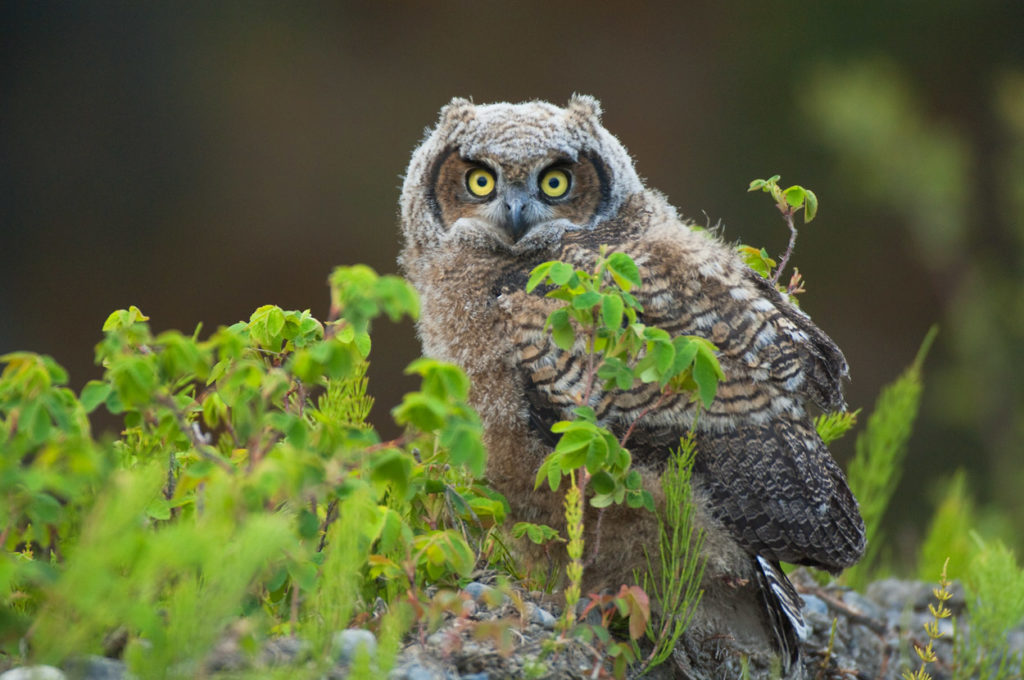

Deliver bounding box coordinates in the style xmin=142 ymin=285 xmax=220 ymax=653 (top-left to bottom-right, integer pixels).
xmin=771 ymin=209 xmax=798 ymax=287
xmin=618 ymin=390 xmax=669 ymax=448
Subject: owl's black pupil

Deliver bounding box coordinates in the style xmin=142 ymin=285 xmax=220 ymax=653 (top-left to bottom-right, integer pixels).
xmin=548 ymin=177 xmax=559 ymax=188
xmin=476 ymin=176 xmax=487 ymax=187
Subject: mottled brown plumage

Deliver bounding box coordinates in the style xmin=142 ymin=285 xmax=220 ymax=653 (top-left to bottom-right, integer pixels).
xmin=398 ymin=96 xmax=865 ymax=677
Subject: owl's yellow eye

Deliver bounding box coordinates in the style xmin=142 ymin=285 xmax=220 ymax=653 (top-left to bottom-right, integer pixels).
xmin=539 ymin=168 xmax=571 ymax=198
xmin=466 ymin=168 xmax=496 ymax=197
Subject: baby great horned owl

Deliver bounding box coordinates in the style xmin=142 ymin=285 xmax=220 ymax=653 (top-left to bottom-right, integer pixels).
xmin=398 ymin=96 xmax=865 ymax=676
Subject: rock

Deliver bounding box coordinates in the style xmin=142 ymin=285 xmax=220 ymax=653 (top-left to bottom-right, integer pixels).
xmin=62 ymin=656 xmax=128 ymax=680
xmin=388 ymin=661 xmax=456 ymax=680
xmin=260 ymin=636 xmax=308 ymax=666
xmin=842 ymin=589 xmax=883 ymax=620
xmin=866 ymin=577 xmax=966 ymax=615
xmin=525 ymin=603 xmax=556 ymax=630
xmin=333 ymin=629 xmax=377 ymax=664
xmin=462 ymin=582 xmax=505 ymax=608
xmin=0 ymin=668 xmax=65 ymax=680
xmin=801 ymin=593 xmax=828 ymax=618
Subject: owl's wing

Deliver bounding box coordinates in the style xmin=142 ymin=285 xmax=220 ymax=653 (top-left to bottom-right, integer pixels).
xmin=509 ymin=235 xmax=864 ymax=571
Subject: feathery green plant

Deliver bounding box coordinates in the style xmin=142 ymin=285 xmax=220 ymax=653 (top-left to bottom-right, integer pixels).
xmin=917 ymin=470 xmax=976 ymax=582
xmin=632 ymin=432 xmax=706 ymax=674
xmin=955 ymin=537 xmax=1024 ymax=679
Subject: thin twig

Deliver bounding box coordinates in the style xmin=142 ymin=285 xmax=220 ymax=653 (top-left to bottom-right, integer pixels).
xmin=363 ymin=434 xmax=413 ymax=454
xmin=771 ymin=209 xmax=799 ymax=287
xmin=584 ymin=507 xmax=608 ymax=568
xmin=317 ymin=499 xmax=339 ymax=552
xmin=618 ymin=389 xmax=670 ymax=448
xmin=154 ymin=394 xmax=234 ymax=474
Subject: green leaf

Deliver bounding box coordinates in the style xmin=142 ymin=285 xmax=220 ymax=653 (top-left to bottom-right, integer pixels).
xmin=572 ymin=290 xmax=603 ymax=309
xmin=803 ymin=188 xmax=818 ymax=222
xmin=624 ymin=469 xmax=642 ymax=490
xmin=404 ymin=357 xmax=471 ymax=401
xmin=669 ymin=337 xmax=700 ymax=379
xmin=102 ymin=305 xmax=149 ymax=332
xmin=108 ymin=356 xmax=159 ymax=407
xmin=601 ymin=294 xmax=624 ymax=331
xmin=590 ymin=470 xmax=616 ymax=495
xmin=597 ymin=357 xmax=634 ymax=391
xmin=146 ymin=497 xmax=172 ymax=521
xmin=441 ymin=415 xmax=487 ymax=478
xmin=526 ymin=262 xmax=556 ymax=292
xmin=548 ymin=309 xmax=575 ymax=350
xmin=513 ymin=522 xmax=562 ymax=545
xmin=29 ymin=492 xmax=62 ymax=524
xmin=693 ymin=344 xmax=724 ymax=408
xmin=783 ymin=185 xmax=806 ymax=208
xmin=288 ymin=559 xmax=319 ymax=591
xmin=370 ymin=449 xmax=412 ymax=497
xmin=606 ymin=252 xmax=641 ymax=291
xmin=392 ymin=393 xmax=446 ymax=431
xmin=555 ymin=427 xmax=595 ymax=457
xmin=737 ymin=245 xmax=777 ymax=278
xmin=548 ymin=262 xmax=575 ymax=286
xmin=583 ymin=436 xmax=609 ymax=473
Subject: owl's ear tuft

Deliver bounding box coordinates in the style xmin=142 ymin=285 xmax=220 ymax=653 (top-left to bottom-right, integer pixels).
xmin=440 ymin=97 xmax=475 ymax=126
xmin=567 ymin=94 xmax=602 ymax=121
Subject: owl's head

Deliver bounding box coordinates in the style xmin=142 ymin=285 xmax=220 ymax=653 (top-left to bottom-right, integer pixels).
xmin=400 ymin=95 xmax=643 ymax=255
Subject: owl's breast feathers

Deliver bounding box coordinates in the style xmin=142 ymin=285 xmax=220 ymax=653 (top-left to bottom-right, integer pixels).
xmin=502 ymin=195 xmax=865 ymax=573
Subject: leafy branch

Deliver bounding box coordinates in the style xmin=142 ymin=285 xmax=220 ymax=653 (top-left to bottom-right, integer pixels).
xmin=747 ymin=174 xmax=818 ymax=291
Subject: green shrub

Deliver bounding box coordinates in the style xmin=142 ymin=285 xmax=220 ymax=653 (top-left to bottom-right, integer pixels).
xmin=0 ymin=266 xmax=495 ymax=676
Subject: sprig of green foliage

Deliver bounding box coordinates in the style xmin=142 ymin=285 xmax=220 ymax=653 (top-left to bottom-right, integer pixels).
xmin=904 ymin=558 xmax=954 ymax=680
xmin=746 ymin=174 xmax=818 ymax=294
xmin=527 ymin=248 xmax=722 ymax=512
xmin=815 ymin=409 xmax=861 ymax=445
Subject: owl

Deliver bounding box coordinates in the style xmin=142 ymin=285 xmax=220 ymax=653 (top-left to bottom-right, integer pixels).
xmin=398 ymin=96 xmax=865 ymax=677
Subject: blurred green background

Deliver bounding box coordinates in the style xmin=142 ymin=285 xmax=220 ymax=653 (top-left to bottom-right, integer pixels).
xmin=2 ymin=2 xmax=1022 ymax=570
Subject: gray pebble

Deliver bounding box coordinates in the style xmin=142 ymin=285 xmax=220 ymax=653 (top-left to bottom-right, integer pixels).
xmin=0 ymin=668 xmax=65 ymax=680
xmin=463 ymin=582 xmax=505 ymax=607
xmin=260 ymin=636 xmax=309 ymax=666
xmin=463 ymin=582 xmax=491 ymax=600
xmin=406 ymin=668 xmax=437 ymax=680
xmin=333 ymin=628 xmax=377 ymax=663
xmin=460 ymin=674 xmax=489 ymax=680
xmin=801 ymin=593 xmax=829 ymax=618
xmin=391 ymin=664 xmax=452 ymax=680
xmin=526 ymin=603 xmax=556 ymax=630
xmin=842 ymin=589 xmax=883 ymax=620
xmin=64 ymin=656 xmax=129 ymax=680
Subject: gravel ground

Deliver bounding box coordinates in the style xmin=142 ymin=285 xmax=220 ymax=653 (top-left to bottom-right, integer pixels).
xmin=3 ymin=571 xmax=1020 ymax=680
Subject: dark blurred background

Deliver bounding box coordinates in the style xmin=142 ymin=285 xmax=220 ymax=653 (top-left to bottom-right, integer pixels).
xmin=2 ymin=2 xmax=1022 ymax=571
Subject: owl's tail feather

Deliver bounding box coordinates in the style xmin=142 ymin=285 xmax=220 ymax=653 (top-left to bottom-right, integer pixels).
xmin=754 ymin=555 xmax=805 ymax=675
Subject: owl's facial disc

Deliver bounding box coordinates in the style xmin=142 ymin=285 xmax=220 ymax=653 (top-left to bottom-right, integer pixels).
xmin=432 ymin=150 xmax=608 ymax=248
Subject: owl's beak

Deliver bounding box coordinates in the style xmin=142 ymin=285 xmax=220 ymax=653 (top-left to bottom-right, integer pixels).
xmin=501 ymin=187 xmax=533 ymax=242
